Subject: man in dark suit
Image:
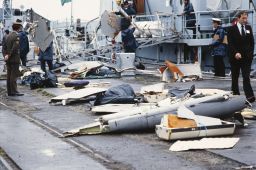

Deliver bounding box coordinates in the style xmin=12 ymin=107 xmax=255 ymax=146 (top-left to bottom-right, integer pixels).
xmin=4 ymin=21 xmax=24 ymax=96
xmin=228 ymin=11 xmax=255 ymax=103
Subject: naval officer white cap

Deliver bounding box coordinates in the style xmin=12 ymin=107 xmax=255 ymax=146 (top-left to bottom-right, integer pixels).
xmin=212 ymin=18 xmax=221 ymax=22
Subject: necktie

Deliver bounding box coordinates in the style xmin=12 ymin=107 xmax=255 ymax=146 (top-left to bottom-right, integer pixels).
xmin=241 ymin=25 xmax=246 ymax=37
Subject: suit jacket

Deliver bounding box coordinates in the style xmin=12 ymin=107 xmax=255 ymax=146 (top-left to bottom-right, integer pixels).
xmin=5 ymin=31 xmax=20 ymax=64
xmin=228 ymin=24 xmax=254 ymax=62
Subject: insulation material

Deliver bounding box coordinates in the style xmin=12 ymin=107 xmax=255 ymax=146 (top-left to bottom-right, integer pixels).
xmin=68 ymin=61 xmax=104 ymax=79
xmin=165 ymin=60 xmax=184 ymax=81
xmin=166 ymin=114 xmax=197 ymax=128
xmin=140 ymin=83 xmax=165 ymax=94
xmin=67 ymin=61 xmax=103 ymax=71
xmin=100 ymin=10 xmax=121 ymax=38
xmin=241 ymin=108 xmax=256 ymax=120
xmin=50 ymin=87 xmax=107 ymax=105
xmin=194 ymin=89 xmax=229 ymax=95
xmin=30 ymin=17 xmax=54 ymax=52
xmin=143 ymin=93 xmax=169 ymax=103
xmin=164 ymin=60 xmax=202 ymax=82
xmin=169 ymin=138 xmax=240 ymax=151
xmin=140 ymin=83 xmax=169 ymax=103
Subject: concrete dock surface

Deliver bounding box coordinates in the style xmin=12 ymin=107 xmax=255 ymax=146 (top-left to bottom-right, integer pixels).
xmin=1 ymin=74 xmax=256 ymax=169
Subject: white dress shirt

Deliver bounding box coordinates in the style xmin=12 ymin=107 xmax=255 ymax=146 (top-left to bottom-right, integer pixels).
xmin=237 ymin=22 xmax=246 ymax=36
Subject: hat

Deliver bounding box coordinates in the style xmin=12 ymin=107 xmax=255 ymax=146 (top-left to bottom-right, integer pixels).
xmin=123 ymin=0 xmax=129 ymax=5
xmin=212 ymin=18 xmax=221 ymax=22
xmin=12 ymin=19 xmax=23 ymax=26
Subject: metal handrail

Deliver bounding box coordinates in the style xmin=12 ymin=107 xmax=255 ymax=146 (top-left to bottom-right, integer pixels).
xmin=182 ymin=9 xmax=254 ymax=39
xmin=134 ymin=9 xmax=255 ymax=39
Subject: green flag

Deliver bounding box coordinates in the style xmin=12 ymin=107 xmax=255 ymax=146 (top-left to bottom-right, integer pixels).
xmin=61 ymin=0 xmax=72 ymax=6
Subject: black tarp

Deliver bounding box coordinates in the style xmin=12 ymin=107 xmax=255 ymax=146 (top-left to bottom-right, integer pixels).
xmin=94 ymin=84 xmax=136 ymax=106
xmin=21 ymin=71 xmax=58 ymax=89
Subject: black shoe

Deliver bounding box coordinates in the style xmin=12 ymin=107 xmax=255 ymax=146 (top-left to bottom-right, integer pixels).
xmin=247 ymin=96 xmax=255 ymax=103
xmin=8 ymin=94 xmax=16 ymax=96
xmin=15 ymin=93 xmax=24 ymax=96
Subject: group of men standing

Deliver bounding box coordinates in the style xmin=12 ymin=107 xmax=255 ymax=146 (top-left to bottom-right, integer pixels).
xmin=183 ymin=0 xmax=255 ymax=103
xmin=1 ymin=1 xmax=255 ymax=104
xmin=209 ymin=11 xmax=255 ymax=103
xmin=2 ymin=19 xmax=54 ymax=97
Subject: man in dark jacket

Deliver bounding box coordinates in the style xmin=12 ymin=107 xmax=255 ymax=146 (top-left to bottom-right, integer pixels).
xmin=183 ymin=0 xmax=196 ymax=39
xmin=210 ymin=18 xmax=227 ymax=77
xmin=228 ymin=11 xmax=255 ymax=103
xmin=115 ymin=0 xmax=136 ymax=33
xmin=18 ymin=24 xmax=30 ymax=66
xmin=2 ymin=29 xmax=9 ymax=56
xmin=4 ymin=21 xmax=24 ymax=96
xmin=115 ymin=0 xmax=136 ymax=16
xmin=122 ymin=1 xmax=136 ymax=16
xmin=39 ymin=27 xmax=54 ymax=72
xmin=121 ymin=19 xmax=138 ymax=53
xmin=2 ymin=29 xmax=9 ymax=72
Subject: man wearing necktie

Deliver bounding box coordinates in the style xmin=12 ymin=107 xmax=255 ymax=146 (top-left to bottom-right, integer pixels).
xmin=228 ymin=11 xmax=255 ymax=103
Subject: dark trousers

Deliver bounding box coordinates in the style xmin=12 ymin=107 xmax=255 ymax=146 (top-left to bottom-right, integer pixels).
xmin=20 ymin=54 xmax=27 ymax=66
xmin=214 ymin=55 xmax=225 ymax=77
xmin=187 ymin=27 xmax=196 ymax=39
xmin=189 ymin=47 xmax=198 ymax=63
xmin=6 ymin=64 xmax=19 ymax=95
xmin=230 ymin=59 xmax=254 ymax=100
xmin=40 ymin=60 xmax=53 ymax=72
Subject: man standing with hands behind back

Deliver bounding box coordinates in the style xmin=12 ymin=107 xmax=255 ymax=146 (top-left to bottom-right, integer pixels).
xmin=4 ymin=20 xmax=24 ymax=96
xmin=228 ymin=11 xmax=255 ymax=103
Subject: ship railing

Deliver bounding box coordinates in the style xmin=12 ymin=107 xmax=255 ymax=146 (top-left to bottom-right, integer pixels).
xmin=182 ymin=9 xmax=254 ymax=40
xmin=134 ymin=9 xmax=255 ymax=40
xmin=133 ymin=12 xmax=176 ymax=38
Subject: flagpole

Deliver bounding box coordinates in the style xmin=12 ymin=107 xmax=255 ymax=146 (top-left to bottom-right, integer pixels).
xmin=71 ymin=0 xmax=73 ymax=28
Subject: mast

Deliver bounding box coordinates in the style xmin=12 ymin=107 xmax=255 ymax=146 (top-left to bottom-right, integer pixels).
xmin=2 ymin=0 xmax=12 ymax=29
xmin=71 ymin=0 xmax=74 ymax=28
